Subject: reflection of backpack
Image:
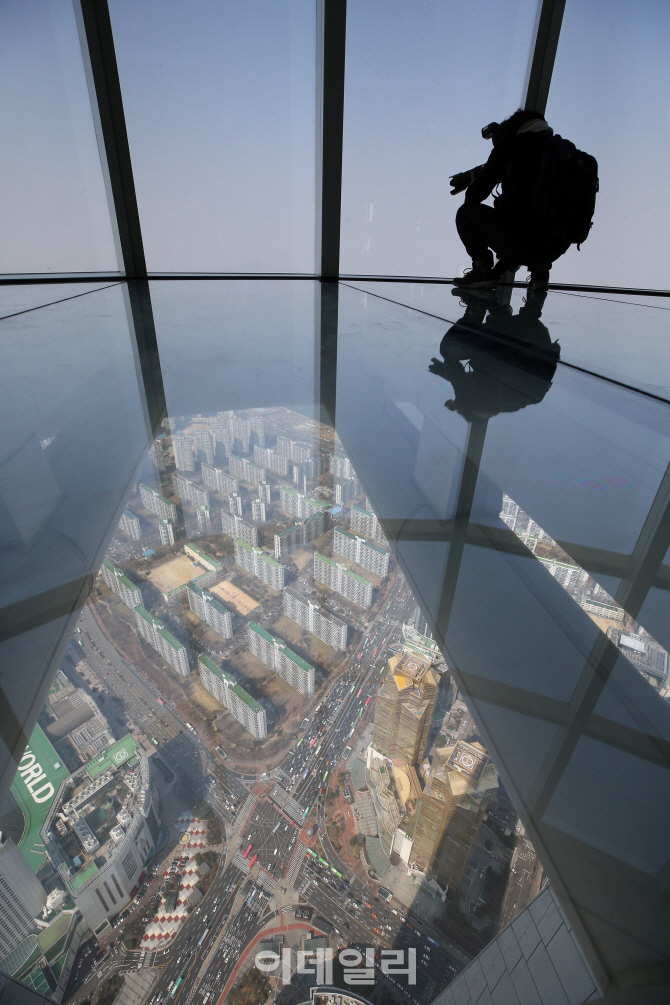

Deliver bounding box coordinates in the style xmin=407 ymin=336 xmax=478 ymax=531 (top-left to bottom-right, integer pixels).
xmin=533 ymin=135 xmax=599 ymax=246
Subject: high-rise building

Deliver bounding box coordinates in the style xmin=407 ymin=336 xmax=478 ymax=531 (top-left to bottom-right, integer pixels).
xmin=251 ymin=497 xmax=266 ymax=523
xmin=190 ymin=428 xmax=215 ymax=466
xmin=172 ymin=433 xmax=195 ymax=471
xmin=276 ymin=436 xmax=313 ymax=463
xmin=196 ymin=506 xmax=212 ymax=535
xmin=279 ymin=486 xmax=330 ymax=520
xmin=134 ymin=605 xmax=190 ymax=676
xmin=372 ymin=652 xmax=438 ymax=763
xmin=231 ymin=416 xmax=251 ymax=454
xmin=274 ymin=510 xmax=328 ymax=559
xmin=351 ymin=503 xmax=387 ymax=545
xmin=100 ymin=559 xmax=143 ymax=610
xmin=201 ymin=463 xmax=238 ymax=497
xmin=140 ymin=483 xmax=177 ymax=522
xmin=330 ymin=452 xmax=355 ymax=480
xmin=229 ymin=492 xmax=243 ymax=516
xmin=313 ymin=552 xmax=373 ymax=608
xmin=282 ymin=589 xmax=348 ymax=650
xmin=247 ymin=622 xmax=315 ymax=695
xmin=119 ymin=509 xmax=141 ymax=541
xmin=0 ymin=833 xmax=47 ymax=957
xmin=259 ymin=480 xmax=272 ymax=504
xmin=334 ymin=477 xmax=361 ymax=506
xmin=253 ymin=445 xmax=290 ymax=477
xmin=149 ymin=438 xmax=166 ymax=471
xmin=197 ymin=654 xmax=267 ymax=739
xmin=292 ymin=455 xmax=326 ymax=487
xmin=172 ymin=472 xmax=210 ymax=509
xmin=249 ymin=414 xmax=266 ymax=448
xmin=229 ymin=453 xmax=265 ymax=484
xmin=413 ymin=604 xmax=433 ymax=640
xmin=221 ymin=510 xmax=258 ymax=546
xmin=411 ymin=741 xmax=498 ymax=890
xmin=159 ymin=518 xmax=175 ymax=547
xmin=234 ymin=539 xmax=285 ymax=590
xmin=187 ymin=582 xmax=233 ymax=638
xmin=333 ymin=528 xmax=389 ymax=577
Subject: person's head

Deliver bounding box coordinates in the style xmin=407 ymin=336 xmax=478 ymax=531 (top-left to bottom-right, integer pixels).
xmin=482 ymin=108 xmax=546 ymax=145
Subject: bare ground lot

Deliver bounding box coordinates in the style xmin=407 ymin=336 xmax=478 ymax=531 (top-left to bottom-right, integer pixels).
xmin=211 ymin=580 xmax=258 ymax=615
xmin=148 ymin=554 xmax=201 ymax=593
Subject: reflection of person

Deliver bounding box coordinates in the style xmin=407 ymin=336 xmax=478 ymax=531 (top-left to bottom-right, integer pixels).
xmin=449 ymin=109 xmax=571 ymax=292
xmin=428 ymin=289 xmax=559 ymax=421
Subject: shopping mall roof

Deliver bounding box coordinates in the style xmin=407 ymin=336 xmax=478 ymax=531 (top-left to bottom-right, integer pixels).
xmin=84 ymin=734 xmax=137 ymax=779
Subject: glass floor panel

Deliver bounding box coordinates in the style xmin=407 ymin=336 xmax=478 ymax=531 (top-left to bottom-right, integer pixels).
xmin=1 ymin=279 xmax=669 ymax=1004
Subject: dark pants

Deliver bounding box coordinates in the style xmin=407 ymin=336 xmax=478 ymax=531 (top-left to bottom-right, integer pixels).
xmin=456 ymin=201 xmax=566 ymax=271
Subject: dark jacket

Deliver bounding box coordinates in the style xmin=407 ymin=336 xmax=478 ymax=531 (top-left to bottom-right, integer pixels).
xmin=466 ymin=117 xmax=553 ymax=233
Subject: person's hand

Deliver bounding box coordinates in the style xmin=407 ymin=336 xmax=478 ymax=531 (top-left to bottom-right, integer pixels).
xmin=449 ymin=171 xmax=470 ymax=195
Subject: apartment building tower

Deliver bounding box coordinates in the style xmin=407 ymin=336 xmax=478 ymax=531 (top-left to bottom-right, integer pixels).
xmin=276 ymin=436 xmax=313 ymax=463
xmin=172 ymin=473 xmax=210 ymax=509
xmin=198 ymin=655 xmax=267 ymax=739
xmin=247 ymin=622 xmax=315 ymax=695
xmin=282 ymin=589 xmax=348 ymax=650
xmin=101 ymin=559 xmax=143 ymax=610
xmin=187 ymin=582 xmax=233 ymax=638
xmin=233 ymin=539 xmax=285 ymax=590
xmin=201 ymin=463 xmax=238 ymax=497
xmin=274 ymin=510 xmax=328 ymax=559
xmin=251 ymin=497 xmax=266 ymax=523
xmin=253 ymin=445 xmax=290 ymax=477
xmin=279 ymin=487 xmax=330 ymax=520
xmin=134 ymin=606 xmax=190 ymax=676
xmin=159 ymin=518 xmax=175 ymax=547
xmin=333 ymin=528 xmax=389 ymax=577
xmin=140 ymin=483 xmax=177 ymax=523
xmin=351 ymin=503 xmax=387 ymax=545
xmin=172 ymin=433 xmax=195 ymax=471
xmin=221 ymin=510 xmax=258 ymax=546
xmin=118 ymin=509 xmax=141 ymax=541
xmin=313 ymin=552 xmax=373 ymax=608
xmin=229 ymin=453 xmax=265 ymax=485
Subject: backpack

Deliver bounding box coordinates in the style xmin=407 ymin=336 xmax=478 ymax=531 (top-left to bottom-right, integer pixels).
xmin=532 ymin=134 xmax=599 ymax=247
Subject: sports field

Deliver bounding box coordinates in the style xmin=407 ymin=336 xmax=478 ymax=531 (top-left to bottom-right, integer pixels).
xmin=11 ymin=724 xmax=70 ymax=873
xmin=148 ymin=554 xmax=200 ymax=593
xmin=211 ymin=580 xmax=258 ymax=615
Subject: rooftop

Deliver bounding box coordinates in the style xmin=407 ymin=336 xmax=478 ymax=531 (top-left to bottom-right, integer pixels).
xmin=85 ymin=735 xmax=137 ymax=779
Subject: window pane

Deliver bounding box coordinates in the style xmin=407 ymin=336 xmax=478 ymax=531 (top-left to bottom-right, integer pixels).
xmin=545 ymin=0 xmax=670 ymax=289
xmin=109 ymin=1 xmax=317 ymax=274
xmin=340 ymin=0 xmax=538 ymax=278
xmin=0 ymin=0 xmax=118 ymax=274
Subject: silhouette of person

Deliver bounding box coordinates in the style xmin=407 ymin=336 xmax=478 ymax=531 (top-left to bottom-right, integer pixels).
xmin=449 ymin=109 xmax=571 ymax=292
xmin=428 ymin=289 xmax=559 ymax=422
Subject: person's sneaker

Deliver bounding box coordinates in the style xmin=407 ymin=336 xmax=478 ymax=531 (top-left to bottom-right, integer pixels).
xmin=453 ymin=263 xmax=496 ymax=289
xmin=527 ymin=270 xmax=550 ymax=292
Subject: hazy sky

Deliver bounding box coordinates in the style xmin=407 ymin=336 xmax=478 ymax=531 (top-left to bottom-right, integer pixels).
xmin=2 ymin=0 xmax=669 ymax=287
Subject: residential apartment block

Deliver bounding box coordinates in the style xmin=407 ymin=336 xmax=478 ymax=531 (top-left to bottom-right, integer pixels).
xmin=198 ymin=655 xmax=267 ymax=739
xmin=350 ymin=502 xmax=387 ymax=545
xmin=119 ymin=509 xmax=141 ymax=541
xmin=101 ymin=559 xmax=143 ymax=610
xmin=282 ymin=589 xmax=348 ymax=650
xmin=187 ymin=582 xmax=233 ymax=639
xmin=333 ymin=528 xmax=389 ymax=577
xmin=149 ymin=438 xmax=166 ymax=471
xmin=172 ymin=433 xmax=195 ymax=471
xmin=253 ymin=445 xmax=290 ymax=477
xmin=313 ymin=552 xmax=373 ymax=608
xmin=247 ymin=622 xmax=315 ymax=695
xmin=172 ymin=472 xmax=210 ymax=509
xmin=183 ymin=542 xmax=222 ymax=573
xmin=139 ymin=483 xmax=177 ymax=522
xmin=229 ymin=453 xmax=265 ymax=484
xmin=134 ymin=605 xmax=190 ymax=676
xmin=334 ymin=477 xmax=361 ymax=506
xmin=233 ymin=539 xmax=285 ymax=590
xmin=159 ymin=518 xmax=175 ymax=547
xmin=221 ymin=510 xmax=258 ymax=546
xmin=251 ymin=497 xmax=266 ymax=523
xmin=330 ymin=452 xmax=355 ymax=480
xmin=276 ymin=436 xmax=313 ymax=463
xmin=274 ymin=510 xmax=328 ymax=559
xmin=279 ymin=486 xmax=330 ymax=520
xmin=201 ymin=463 xmax=238 ymax=497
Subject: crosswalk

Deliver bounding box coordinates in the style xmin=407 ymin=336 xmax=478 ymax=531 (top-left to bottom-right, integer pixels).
xmin=232 ymin=794 xmax=257 ymax=834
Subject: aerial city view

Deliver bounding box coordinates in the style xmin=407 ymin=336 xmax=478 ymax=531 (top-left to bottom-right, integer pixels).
xmin=3 ymin=406 xmax=662 ymax=1005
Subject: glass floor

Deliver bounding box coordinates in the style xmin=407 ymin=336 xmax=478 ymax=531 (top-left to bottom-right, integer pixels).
xmin=1 ymin=279 xmax=670 ymax=1004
